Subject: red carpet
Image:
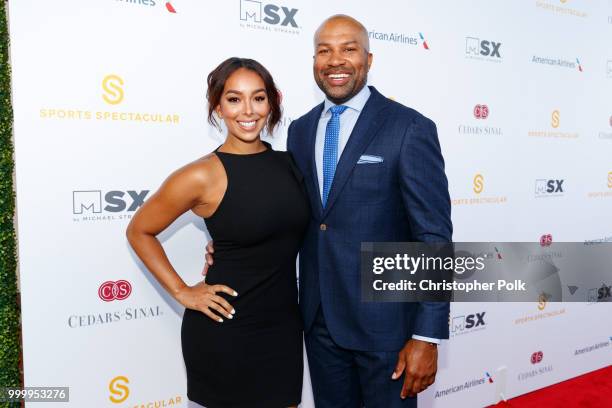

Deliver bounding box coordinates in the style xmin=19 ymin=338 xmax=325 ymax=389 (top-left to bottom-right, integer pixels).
xmin=490 ymin=365 xmax=612 ymax=408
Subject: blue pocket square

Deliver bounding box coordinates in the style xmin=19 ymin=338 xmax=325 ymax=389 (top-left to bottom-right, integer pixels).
xmin=357 ymin=154 xmax=384 ymax=164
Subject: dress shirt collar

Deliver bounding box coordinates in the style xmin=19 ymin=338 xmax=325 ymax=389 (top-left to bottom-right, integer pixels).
xmin=322 ymin=85 xmax=371 ymax=116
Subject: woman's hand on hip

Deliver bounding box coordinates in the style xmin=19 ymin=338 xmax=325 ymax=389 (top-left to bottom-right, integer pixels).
xmin=176 ymin=281 xmax=237 ymax=323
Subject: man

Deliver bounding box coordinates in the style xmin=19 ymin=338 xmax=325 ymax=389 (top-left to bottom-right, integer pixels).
xmin=208 ymin=14 xmax=452 ymax=408
xmin=288 ymin=14 xmax=451 ymax=407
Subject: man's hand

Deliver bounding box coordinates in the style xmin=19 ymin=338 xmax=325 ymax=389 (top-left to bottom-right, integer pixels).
xmin=202 ymin=240 xmax=215 ymax=276
xmin=391 ymin=338 xmax=438 ymax=399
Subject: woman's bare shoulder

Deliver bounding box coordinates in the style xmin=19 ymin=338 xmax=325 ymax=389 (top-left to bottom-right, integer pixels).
xmin=163 ymin=152 xmax=224 ymax=191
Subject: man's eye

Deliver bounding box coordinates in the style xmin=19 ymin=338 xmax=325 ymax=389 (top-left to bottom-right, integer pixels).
xmin=318 ymin=49 xmax=329 ymax=54
xmin=345 ymin=47 xmax=356 ymax=52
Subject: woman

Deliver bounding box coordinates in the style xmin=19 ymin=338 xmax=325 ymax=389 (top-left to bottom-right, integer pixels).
xmin=126 ymin=57 xmax=309 ymax=408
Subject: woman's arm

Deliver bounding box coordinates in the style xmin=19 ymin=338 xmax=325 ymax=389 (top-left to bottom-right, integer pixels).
xmin=126 ymin=158 xmax=236 ymax=322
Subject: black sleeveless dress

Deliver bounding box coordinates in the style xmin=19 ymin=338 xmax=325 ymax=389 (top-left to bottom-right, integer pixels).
xmin=181 ymin=143 xmax=310 ymax=408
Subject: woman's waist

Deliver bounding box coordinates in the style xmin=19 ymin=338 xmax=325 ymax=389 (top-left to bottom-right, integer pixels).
xmin=183 ymin=302 xmax=302 ymax=329
xmin=205 ymin=262 xmax=297 ymax=300
xmin=204 ymin=252 xmax=297 ymax=275
xmin=209 ymin=238 xmax=301 ymax=264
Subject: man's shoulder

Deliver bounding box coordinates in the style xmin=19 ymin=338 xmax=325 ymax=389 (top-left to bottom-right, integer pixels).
xmin=291 ymin=103 xmax=324 ymax=128
xmin=286 ymin=103 xmax=322 ymax=151
xmin=381 ymin=95 xmax=434 ymax=128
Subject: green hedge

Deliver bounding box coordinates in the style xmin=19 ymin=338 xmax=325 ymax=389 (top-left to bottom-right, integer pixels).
xmin=0 ymin=0 xmax=22 ymax=406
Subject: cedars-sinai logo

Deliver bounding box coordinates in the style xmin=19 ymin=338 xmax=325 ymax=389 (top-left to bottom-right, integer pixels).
xmin=473 ymin=104 xmax=489 ymax=119
xmin=99 ymin=280 xmax=132 ymax=302
xmin=540 ymin=234 xmax=553 ymax=247
xmin=530 ymin=351 xmax=544 ymax=364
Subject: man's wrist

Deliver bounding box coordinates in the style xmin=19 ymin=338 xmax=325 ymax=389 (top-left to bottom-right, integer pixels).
xmin=411 ymin=334 xmax=441 ymax=346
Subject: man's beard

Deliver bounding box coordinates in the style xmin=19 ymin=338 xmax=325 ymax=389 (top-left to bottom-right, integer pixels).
xmin=315 ymin=71 xmax=367 ymax=104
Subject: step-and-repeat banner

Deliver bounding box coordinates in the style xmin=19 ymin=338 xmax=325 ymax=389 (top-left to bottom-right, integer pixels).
xmin=9 ymin=0 xmax=612 ymax=407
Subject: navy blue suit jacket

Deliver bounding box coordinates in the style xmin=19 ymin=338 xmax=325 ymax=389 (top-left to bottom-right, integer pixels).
xmin=287 ymin=86 xmax=452 ymax=351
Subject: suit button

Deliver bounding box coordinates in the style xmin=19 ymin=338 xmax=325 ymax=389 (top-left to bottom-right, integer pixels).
xmin=320 ymin=223 xmax=327 ymax=231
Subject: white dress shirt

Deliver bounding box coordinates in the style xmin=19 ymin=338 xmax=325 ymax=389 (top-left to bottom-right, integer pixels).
xmin=315 ymin=85 xmax=371 ymax=195
xmin=314 ymin=85 xmax=441 ymax=346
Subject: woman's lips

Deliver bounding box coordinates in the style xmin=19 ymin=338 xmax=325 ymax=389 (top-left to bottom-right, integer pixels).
xmin=237 ymin=120 xmax=257 ymax=131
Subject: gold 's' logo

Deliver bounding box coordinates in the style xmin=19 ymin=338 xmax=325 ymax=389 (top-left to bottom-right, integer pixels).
xmin=537 ymin=293 xmax=548 ymax=310
xmin=608 ymin=171 xmax=612 ymax=189
xmin=551 ymin=110 xmax=560 ymax=128
xmin=560 ymin=0 xmax=568 ymax=3
xmin=109 ymin=375 xmax=129 ymax=403
xmin=102 ymin=74 xmax=125 ymax=105
xmin=473 ymin=174 xmax=484 ymax=194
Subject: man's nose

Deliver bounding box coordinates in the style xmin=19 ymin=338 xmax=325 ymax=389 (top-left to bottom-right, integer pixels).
xmin=328 ymin=51 xmax=346 ymax=67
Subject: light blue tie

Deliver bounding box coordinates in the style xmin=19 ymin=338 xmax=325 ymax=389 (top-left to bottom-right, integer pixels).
xmin=322 ymin=105 xmax=348 ymax=207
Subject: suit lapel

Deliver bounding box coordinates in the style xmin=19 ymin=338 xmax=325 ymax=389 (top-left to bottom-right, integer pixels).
xmin=322 ymin=87 xmax=390 ymax=218
xmin=305 ymin=103 xmax=324 ymax=218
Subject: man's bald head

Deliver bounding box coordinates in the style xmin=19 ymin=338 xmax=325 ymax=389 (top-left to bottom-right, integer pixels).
xmin=312 ymin=14 xmax=373 ymax=104
xmin=314 ymin=14 xmax=370 ymax=53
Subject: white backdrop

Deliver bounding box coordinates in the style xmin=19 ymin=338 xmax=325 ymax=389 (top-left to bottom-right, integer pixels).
xmin=9 ymin=0 xmax=612 ymax=407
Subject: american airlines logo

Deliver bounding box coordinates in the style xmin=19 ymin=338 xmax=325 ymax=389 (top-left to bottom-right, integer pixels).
xmin=112 ymin=0 xmax=177 ymax=14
